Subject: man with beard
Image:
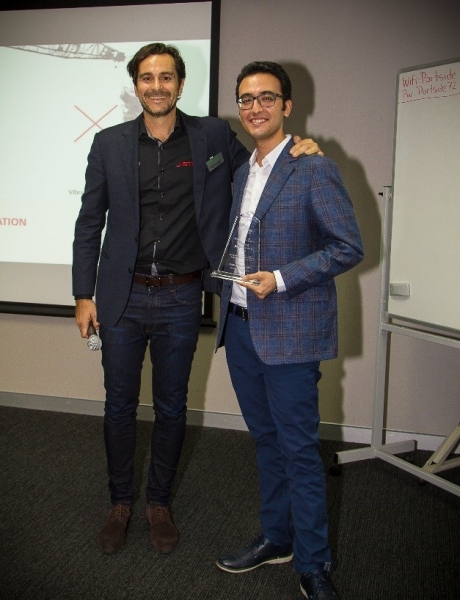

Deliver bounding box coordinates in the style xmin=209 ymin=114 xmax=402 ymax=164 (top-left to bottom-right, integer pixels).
xmin=72 ymin=43 xmax=321 ymax=556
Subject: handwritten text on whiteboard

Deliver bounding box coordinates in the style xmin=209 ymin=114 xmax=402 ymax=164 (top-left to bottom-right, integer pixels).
xmin=399 ymin=63 xmax=459 ymax=103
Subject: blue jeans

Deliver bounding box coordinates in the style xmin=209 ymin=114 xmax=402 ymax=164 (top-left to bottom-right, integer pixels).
xmin=99 ymin=278 xmax=202 ymax=506
xmin=224 ymin=312 xmax=332 ymax=573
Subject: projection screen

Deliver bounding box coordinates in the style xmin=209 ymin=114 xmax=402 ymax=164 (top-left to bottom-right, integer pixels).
xmin=0 ymin=0 xmax=220 ymax=322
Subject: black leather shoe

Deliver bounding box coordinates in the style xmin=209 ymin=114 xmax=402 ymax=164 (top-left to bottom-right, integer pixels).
xmin=216 ymin=533 xmax=293 ymax=573
xmin=300 ymin=569 xmax=340 ymax=599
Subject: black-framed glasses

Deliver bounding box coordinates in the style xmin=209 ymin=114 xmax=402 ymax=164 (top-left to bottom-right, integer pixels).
xmin=237 ymin=92 xmax=283 ymax=110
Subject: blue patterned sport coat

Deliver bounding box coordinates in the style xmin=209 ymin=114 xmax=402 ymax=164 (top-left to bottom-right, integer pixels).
xmin=216 ymin=140 xmax=364 ymax=365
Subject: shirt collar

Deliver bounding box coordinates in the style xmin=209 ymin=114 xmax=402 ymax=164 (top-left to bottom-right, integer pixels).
xmin=139 ymin=113 xmax=183 ymax=140
xmin=249 ymin=134 xmax=292 ymax=169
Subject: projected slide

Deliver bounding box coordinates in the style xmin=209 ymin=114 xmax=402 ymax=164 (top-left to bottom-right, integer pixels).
xmin=0 ymin=1 xmax=216 ymax=309
xmin=0 ymin=40 xmax=210 ymax=266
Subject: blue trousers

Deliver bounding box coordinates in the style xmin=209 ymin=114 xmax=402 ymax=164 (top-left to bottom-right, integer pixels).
xmin=224 ymin=312 xmax=332 ymax=573
xmin=99 ymin=278 xmax=202 ymax=506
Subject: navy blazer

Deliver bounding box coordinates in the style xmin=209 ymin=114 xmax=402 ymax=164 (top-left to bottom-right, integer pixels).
xmin=72 ymin=111 xmax=248 ymax=326
xmin=216 ymin=141 xmax=364 ymax=365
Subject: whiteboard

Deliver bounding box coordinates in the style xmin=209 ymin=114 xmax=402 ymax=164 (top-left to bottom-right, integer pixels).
xmin=388 ymin=57 xmax=460 ymax=333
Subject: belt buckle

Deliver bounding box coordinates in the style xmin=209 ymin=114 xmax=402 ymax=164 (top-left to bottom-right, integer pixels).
xmin=147 ymin=275 xmax=164 ymax=287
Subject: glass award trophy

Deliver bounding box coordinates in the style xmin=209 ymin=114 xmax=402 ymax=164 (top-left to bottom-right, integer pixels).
xmin=211 ymin=213 xmax=261 ymax=284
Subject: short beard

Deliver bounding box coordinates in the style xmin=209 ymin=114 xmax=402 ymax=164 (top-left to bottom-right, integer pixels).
xmin=139 ymin=97 xmax=177 ymax=119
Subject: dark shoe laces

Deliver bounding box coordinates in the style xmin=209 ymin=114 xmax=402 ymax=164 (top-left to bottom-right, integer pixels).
xmin=107 ymin=505 xmax=129 ymax=523
xmin=250 ymin=533 xmax=267 ymax=549
xmin=306 ymin=570 xmax=334 ymax=595
xmin=149 ymin=505 xmax=172 ymax=523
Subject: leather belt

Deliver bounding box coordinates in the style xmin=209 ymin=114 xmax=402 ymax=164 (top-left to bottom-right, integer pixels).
xmin=228 ymin=302 xmax=249 ymax=321
xmin=133 ymin=271 xmax=202 ymax=288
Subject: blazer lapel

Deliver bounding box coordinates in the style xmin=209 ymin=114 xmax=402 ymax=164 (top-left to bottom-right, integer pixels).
xmin=232 ymin=162 xmax=250 ymax=220
xmin=181 ymin=111 xmax=207 ymax=220
xmin=119 ymin=114 xmax=142 ymax=212
xmin=254 ymin=143 xmax=295 ymax=221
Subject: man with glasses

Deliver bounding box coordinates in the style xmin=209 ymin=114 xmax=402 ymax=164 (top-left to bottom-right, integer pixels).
xmin=214 ymin=62 xmax=363 ymax=599
xmin=72 ymin=43 xmax=322 ymax=557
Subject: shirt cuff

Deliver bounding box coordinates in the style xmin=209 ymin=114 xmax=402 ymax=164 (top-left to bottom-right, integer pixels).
xmin=273 ymin=270 xmax=286 ymax=293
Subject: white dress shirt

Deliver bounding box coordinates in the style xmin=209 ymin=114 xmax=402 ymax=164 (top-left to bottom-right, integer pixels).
xmin=231 ymin=135 xmax=291 ymax=307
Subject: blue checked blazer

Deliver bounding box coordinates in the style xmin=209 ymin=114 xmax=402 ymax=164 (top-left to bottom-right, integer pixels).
xmin=216 ymin=140 xmax=364 ymax=365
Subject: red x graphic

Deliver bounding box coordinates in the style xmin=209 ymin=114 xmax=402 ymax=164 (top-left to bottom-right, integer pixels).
xmin=74 ymin=104 xmax=118 ymax=142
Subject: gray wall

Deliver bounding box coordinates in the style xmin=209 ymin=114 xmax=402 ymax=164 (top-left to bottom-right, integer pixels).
xmin=218 ymin=0 xmax=460 ymax=436
xmin=1 ymin=0 xmax=459 ymax=443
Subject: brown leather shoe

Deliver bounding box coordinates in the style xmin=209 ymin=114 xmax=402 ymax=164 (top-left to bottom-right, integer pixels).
xmin=146 ymin=504 xmax=179 ymax=554
xmin=97 ymin=504 xmax=131 ymax=554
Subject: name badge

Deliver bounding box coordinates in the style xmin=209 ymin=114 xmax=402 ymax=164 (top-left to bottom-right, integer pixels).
xmin=206 ymin=152 xmax=224 ymax=172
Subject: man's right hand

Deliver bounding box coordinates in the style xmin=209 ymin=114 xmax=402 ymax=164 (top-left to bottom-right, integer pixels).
xmin=75 ymin=298 xmax=99 ymax=338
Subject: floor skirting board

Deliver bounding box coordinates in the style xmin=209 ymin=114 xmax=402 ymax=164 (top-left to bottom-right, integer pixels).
xmin=0 ymin=391 xmax=447 ymax=451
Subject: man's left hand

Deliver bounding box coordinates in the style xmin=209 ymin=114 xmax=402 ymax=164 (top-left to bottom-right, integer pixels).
xmin=239 ymin=271 xmax=277 ymax=299
xmin=290 ymin=135 xmax=324 ymax=157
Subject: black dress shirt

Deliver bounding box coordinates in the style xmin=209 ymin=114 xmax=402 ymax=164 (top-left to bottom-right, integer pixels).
xmin=135 ymin=117 xmax=208 ymax=276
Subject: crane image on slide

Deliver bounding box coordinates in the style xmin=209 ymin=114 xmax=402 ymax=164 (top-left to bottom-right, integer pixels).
xmin=10 ymin=43 xmax=126 ymax=62
xmin=9 ymin=43 xmax=140 ymax=121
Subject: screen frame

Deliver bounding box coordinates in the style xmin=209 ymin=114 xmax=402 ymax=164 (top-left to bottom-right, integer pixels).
xmin=0 ymin=0 xmax=221 ymax=326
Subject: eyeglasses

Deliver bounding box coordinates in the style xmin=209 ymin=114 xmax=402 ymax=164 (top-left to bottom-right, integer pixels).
xmin=237 ymin=92 xmax=283 ymax=110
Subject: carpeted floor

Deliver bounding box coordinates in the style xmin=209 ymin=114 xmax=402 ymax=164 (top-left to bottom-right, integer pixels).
xmin=0 ymin=406 xmax=459 ymax=599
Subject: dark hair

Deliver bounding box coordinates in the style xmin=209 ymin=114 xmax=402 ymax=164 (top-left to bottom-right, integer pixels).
xmin=126 ymin=43 xmax=186 ymax=84
xmin=235 ymin=61 xmax=292 ymax=107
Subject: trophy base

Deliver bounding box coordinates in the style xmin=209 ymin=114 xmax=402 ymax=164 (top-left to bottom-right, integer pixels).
xmin=211 ymin=271 xmax=260 ymax=285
